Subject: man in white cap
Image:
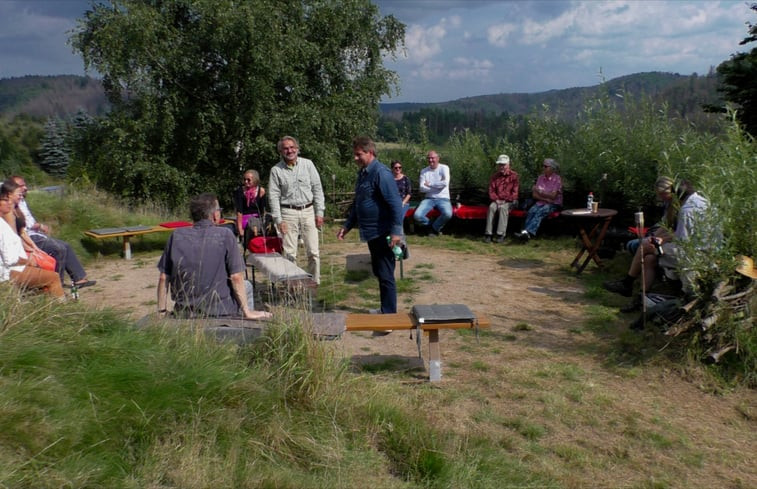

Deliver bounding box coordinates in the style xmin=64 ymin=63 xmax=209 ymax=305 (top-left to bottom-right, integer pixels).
xmin=484 ymin=154 xmax=519 ymax=243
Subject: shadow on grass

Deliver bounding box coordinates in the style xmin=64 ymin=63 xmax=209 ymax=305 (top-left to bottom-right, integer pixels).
xmin=351 ymin=354 xmax=426 ymax=376
xmin=81 ymin=234 xmax=169 ymax=259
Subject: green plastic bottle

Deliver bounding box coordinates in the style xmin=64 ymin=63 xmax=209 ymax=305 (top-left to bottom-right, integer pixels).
xmin=387 ymin=236 xmax=403 ymax=260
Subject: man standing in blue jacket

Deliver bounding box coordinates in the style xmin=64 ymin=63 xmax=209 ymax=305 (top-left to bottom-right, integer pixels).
xmin=337 ymin=136 xmax=404 ymax=313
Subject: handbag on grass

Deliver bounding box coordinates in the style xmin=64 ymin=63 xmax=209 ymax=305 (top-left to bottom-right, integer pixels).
xmin=31 ymin=249 xmax=57 ymax=272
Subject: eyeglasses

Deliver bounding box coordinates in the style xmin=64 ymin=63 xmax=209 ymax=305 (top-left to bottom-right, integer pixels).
xmin=243 ymin=178 xmax=254 ymax=182
xmin=392 ymin=166 xmax=402 ymax=170
xmin=215 ymin=207 xmax=223 ymax=213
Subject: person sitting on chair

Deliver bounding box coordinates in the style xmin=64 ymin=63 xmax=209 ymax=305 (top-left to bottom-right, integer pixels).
xmin=603 ymin=177 xmax=720 ymax=312
xmin=157 ymin=192 xmax=271 ymax=320
xmin=515 ymin=158 xmax=562 ymax=241
xmin=233 ymin=169 xmax=268 ymax=245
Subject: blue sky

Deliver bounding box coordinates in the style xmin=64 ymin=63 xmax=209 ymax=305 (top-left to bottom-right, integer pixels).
xmin=0 ymin=1 xmax=752 ymax=103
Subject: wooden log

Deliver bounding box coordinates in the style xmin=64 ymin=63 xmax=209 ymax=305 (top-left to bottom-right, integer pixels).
xmin=705 ymin=345 xmax=735 ymax=364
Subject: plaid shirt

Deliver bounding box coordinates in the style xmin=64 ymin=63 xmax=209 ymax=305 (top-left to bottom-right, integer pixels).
xmin=488 ymin=169 xmax=519 ymax=202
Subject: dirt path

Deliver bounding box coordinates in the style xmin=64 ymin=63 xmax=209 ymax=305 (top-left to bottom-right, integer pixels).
xmin=79 ymin=239 xmax=590 ymax=368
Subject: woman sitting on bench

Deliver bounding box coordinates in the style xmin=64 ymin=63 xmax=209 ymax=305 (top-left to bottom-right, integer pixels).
xmin=0 ymin=185 xmax=64 ymax=298
xmin=233 ymin=169 xmax=269 ymax=244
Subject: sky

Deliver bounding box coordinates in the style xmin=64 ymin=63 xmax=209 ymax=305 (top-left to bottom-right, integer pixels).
xmin=0 ymin=0 xmax=753 ymax=103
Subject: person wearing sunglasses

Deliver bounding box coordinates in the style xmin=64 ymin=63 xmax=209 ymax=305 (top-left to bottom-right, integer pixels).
xmin=391 ymin=160 xmax=411 ymax=259
xmin=515 ymin=158 xmax=563 ymax=241
xmin=0 ymin=184 xmax=64 ymax=299
xmin=233 ymin=169 xmax=268 ymax=242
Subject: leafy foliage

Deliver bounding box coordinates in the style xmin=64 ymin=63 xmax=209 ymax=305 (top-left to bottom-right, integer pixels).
xmin=716 ymin=3 xmax=757 ymax=136
xmin=0 ymin=116 xmax=46 ymax=181
xmin=69 ymin=0 xmax=405 ymax=209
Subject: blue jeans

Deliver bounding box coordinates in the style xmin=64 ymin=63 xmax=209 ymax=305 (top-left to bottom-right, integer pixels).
xmin=523 ymin=204 xmax=558 ymax=236
xmin=30 ymin=234 xmax=87 ymax=284
xmin=413 ymin=198 xmax=453 ymax=233
xmin=367 ymin=236 xmax=397 ymax=314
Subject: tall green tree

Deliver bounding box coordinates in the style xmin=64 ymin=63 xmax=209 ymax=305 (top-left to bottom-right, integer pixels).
xmin=70 ymin=0 xmax=404 ymax=208
xmin=716 ymin=3 xmax=757 ymax=136
xmin=39 ymin=117 xmax=70 ymax=177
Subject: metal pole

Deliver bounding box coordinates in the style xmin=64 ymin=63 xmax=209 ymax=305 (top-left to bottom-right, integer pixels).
xmin=635 ymin=211 xmax=646 ymax=329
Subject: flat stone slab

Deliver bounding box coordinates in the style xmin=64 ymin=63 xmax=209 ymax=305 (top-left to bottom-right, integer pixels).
xmin=136 ymin=312 xmax=347 ymax=344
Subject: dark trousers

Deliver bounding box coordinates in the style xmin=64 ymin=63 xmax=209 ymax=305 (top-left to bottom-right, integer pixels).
xmin=367 ymin=236 xmax=397 ymax=314
xmin=30 ymin=234 xmax=86 ymax=284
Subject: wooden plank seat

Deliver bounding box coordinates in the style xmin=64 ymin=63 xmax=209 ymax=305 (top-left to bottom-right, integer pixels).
xmin=84 ymin=220 xmax=236 ymax=259
xmin=345 ymin=305 xmax=490 ymax=382
xmin=84 ymin=225 xmax=178 ymax=259
xmin=137 ymin=312 xmax=346 ymax=344
xmin=246 ymin=252 xmax=316 ymax=307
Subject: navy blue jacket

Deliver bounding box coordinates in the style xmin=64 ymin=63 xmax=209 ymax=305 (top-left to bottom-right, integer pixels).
xmin=344 ymin=159 xmax=404 ymax=242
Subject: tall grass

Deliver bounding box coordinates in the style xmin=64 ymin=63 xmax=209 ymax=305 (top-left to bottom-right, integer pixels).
xmin=0 ymin=288 xmax=559 ymax=488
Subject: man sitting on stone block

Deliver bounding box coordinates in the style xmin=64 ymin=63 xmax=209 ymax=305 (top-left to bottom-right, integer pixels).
xmin=157 ymin=193 xmax=271 ymax=320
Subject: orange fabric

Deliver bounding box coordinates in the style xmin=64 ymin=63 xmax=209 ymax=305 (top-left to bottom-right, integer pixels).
xmin=10 ymin=266 xmax=64 ymax=298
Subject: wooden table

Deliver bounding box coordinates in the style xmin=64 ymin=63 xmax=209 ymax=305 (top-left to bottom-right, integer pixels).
xmin=561 ymin=208 xmax=618 ymax=274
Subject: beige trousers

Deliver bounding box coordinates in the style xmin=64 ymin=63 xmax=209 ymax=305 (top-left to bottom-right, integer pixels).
xmin=280 ymin=206 xmax=320 ymax=284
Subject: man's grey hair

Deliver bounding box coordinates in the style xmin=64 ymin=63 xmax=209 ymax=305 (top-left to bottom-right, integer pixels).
xmin=277 ymin=135 xmax=299 ymax=152
xmin=189 ymin=193 xmax=218 ymax=222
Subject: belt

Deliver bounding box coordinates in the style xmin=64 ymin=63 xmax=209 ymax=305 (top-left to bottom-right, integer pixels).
xmin=281 ymin=202 xmax=313 ymax=210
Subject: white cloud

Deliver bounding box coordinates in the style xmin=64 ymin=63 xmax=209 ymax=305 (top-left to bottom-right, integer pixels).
xmin=403 ymin=16 xmax=463 ymax=65
xmin=486 ymin=23 xmax=517 ymax=47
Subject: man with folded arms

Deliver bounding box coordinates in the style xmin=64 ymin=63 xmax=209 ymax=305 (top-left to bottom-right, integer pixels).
xmin=268 ymin=136 xmax=325 ymax=284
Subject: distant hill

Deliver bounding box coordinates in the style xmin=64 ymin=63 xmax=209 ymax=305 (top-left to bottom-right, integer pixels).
xmin=1 ymin=72 xmax=720 ymax=124
xmin=0 ymin=75 xmax=109 ymax=119
xmin=380 ymin=71 xmax=721 ymax=120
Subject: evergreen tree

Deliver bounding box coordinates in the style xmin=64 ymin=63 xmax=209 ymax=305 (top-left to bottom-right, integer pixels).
xmin=716 ymin=3 xmax=757 ymax=136
xmin=39 ymin=117 xmax=69 ymax=176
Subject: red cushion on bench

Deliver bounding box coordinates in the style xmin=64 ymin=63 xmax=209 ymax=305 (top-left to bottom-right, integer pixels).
xmin=408 ymin=207 xmax=441 ymax=219
xmin=159 ymin=221 xmax=192 ymax=228
xmin=247 ymin=236 xmax=283 ymax=254
xmin=454 ymin=205 xmax=488 ymax=220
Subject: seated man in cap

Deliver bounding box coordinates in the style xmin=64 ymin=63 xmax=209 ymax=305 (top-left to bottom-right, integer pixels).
xmin=604 ymin=177 xmax=721 ymax=312
xmin=157 ymin=192 xmax=271 ymax=320
xmin=515 ymin=158 xmax=563 ymax=241
xmin=484 ymin=154 xmax=519 ymax=243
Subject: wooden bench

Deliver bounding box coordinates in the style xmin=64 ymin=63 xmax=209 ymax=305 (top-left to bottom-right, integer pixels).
xmin=245 ymin=252 xmax=316 ymax=307
xmin=345 ymin=307 xmax=490 ymax=381
xmin=84 ymin=220 xmax=236 ymax=259
xmin=405 ymin=204 xmax=561 ymax=232
xmin=84 ymin=225 xmax=176 ymax=259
